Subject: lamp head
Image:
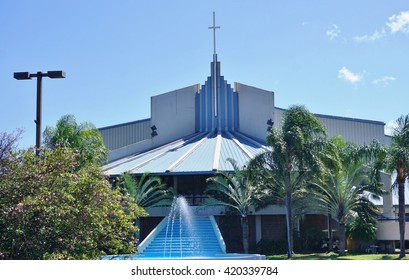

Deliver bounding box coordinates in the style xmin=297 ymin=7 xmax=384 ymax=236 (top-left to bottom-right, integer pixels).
xmin=47 ymin=71 xmax=66 ymax=79
xmin=13 ymin=72 xmax=31 ymax=80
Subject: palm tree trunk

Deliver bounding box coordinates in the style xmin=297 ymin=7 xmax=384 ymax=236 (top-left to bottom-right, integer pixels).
xmin=241 ymin=216 xmax=249 ymax=254
xmin=398 ymin=181 xmax=406 ymax=258
xmin=327 ymin=212 xmax=333 ymax=252
xmin=339 ymin=223 xmax=346 ymax=256
xmin=285 ymin=186 xmax=293 ymax=258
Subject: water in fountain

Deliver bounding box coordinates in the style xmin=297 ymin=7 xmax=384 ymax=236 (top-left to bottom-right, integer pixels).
xmin=101 ymin=195 xmax=266 ymax=259
xmin=163 ymin=196 xmax=201 ymax=258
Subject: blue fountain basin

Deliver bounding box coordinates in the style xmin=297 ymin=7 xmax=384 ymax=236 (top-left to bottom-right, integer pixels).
xmin=101 ymin=253 xmax=266 ymax=260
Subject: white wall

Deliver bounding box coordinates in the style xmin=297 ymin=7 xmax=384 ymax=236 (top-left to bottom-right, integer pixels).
xmin=235 ymin=82 xmax=274 ymax=141
xmin=151 ymin=84 xmax=200 ymax=147
xmin=380 ymin=172 xmax=394 ymax=218
xmin=377 ymin=220 xmax=409 ymax=240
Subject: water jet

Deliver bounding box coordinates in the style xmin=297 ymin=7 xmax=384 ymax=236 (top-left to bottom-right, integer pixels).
xmin=103 ymin=196 xmax=265 ymax=260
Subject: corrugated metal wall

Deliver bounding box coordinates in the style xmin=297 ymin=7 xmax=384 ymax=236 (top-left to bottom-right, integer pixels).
xmin=99 ymin=118 xmax=151 ymax=150
xmin=317 ymin=115 xmax=385 ymax=145
xmin=274 ymin=107 xmax=387 ymax=145
xmin=100 ymin=108 xmax=387 ymax=153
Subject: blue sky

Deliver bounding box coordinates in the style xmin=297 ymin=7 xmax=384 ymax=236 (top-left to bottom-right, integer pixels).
xmin=1 ymin=0 xmax=408 ymax=148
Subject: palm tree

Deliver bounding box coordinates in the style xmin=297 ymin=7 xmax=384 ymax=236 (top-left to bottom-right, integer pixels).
xmin=384 ymin=115 xmax=409 ymax=258
xmin=250 ymin=105 xmax=326 ymax=258
xmin=357 ymin=115 xmax=409 ymax=258
xmin=309 ymin=159 xmax=383 ymax=256
xmin=118 ymin=172 xmax=173 ymax=245
xmin=204 ymin=159 xmax=268 ymax=253
xmin=318 ymin=136 xmax=345 ymax=252
xmin=43 ymin=114 xmax=108 ymax=167
xmin=346 ymin=199 xmax=379 ymax=244
xmin=118 ymin=172 xmax=173 ymax=208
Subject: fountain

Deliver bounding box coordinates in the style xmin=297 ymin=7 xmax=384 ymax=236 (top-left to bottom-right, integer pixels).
xmin=102 ymin=196 xmax=265 ymax=260
xmin=162 ymin=196 xmax=201 ymax=258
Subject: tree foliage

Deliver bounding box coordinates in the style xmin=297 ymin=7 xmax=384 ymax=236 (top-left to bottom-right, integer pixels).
xmin=350 ymin=115 xmax=409 ymax=258
xmin=309 ymin=157 xmax=382 ymax=255
xmin=117 ymin=172 xmax=173 ymax=208
xmin=0 ymin=147 xmax=144 ymax=259
xmin=205 ymin=159 xmax=269 ymax=253
xmin=346 ymin=203 xmax=378 ymax=242
xmin=381 ymin=114 xmax=409 ymax=258
xmin=250 ymin=105 xmax=327 ymax=258
xmin=306 ymin=136 xmax=384 ymax=255
xmin=43 ymin=114 xmax=108 ymax=167
xmin=0 ymin=129 xmax=22 ymax=176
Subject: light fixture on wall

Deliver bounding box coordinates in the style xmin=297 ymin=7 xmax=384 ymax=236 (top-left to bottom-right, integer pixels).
xmin=266 ymin=118 xmax=274 ymax=131
xmin=150 ymin=125 xmax=158 ymax=138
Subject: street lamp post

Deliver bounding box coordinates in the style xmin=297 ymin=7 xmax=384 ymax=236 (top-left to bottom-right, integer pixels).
xmin=14 ymin=71 xmax=66 ymax=156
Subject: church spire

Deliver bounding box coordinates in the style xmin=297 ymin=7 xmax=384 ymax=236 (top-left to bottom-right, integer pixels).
xmin=209 ymin=12 xmax=221 ymax=122
xmin=208 ymin=11 xmax=220 ymax=55
xmin=196 ymin=13 xmax=238 ymax=133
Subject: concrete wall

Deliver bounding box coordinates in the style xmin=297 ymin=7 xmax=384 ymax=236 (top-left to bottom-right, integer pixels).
xmin=235 ymin=82 xmax=274 ymax=141
xmin=380 ymin=172 xmax=394 ymax=218
xmin=103 ymin=85 xmax=199 ymax=162
xmin=377 ymin=220 xmax=409 ymax=240
xmin=151 ymin=84 xmax=200 ymax=147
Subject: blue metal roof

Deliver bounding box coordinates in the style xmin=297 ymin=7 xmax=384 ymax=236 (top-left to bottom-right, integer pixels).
xmin=103 ymin=131 xmax=269 ymax=176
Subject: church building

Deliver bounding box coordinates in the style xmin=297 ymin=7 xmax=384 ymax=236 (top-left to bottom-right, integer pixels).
xmin=100 ymin=15 xmax=407 ymax=253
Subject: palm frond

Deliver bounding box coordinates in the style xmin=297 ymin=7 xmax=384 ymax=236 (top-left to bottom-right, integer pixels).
xmin=119 ymin=172 xmax=173 ymax=208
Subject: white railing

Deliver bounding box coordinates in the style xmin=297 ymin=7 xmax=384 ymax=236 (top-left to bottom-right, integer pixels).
xmin=137 ymin=216 xmax=168 ymax=255
xmin=209 ymin=215 xmax=226 ymax=254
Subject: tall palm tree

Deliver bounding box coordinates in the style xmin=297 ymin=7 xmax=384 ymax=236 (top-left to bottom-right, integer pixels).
xmin=318 ymin=136 xmax=345 ymax=251
xmin=204 ymin=159 xmax=268 ymax=253
xmin=357 ymin=115 xmax=409 ymax=258
xmin=309 ymin=159 xmax=382 ymax=256
xmin=384 ymin=115 xmax=409 ymax=258
xmin=250 ymin=105 xmax=326 ymax=258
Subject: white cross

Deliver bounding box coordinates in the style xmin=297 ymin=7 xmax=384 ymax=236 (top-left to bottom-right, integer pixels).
xmin=208 ymin=12 xmax=220 ymax=55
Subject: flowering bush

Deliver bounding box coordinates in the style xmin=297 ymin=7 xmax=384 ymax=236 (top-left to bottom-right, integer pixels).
xmin=0 ymin=146 xmax=144 ymax=259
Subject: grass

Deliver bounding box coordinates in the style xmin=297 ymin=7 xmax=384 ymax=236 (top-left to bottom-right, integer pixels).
xmin=267 ymin=252 xmax=409 ymax=260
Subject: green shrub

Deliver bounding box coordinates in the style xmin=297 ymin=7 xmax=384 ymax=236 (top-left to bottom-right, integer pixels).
xmin=256 ymin=239 xmax=288 ymax=255
xmin=294 ymin=229 xmax=326 ymax=253
xmin=0 ymin=147 xmax=143 ymax=259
